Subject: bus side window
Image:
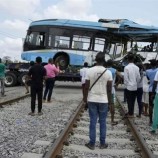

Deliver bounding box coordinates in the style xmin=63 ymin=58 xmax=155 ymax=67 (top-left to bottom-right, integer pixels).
xmin=48 ymin=35 xmax=55 ymax=47
xmin=94 ymin=38 xmax=105 ymax=52
xmin=36 ymin=33 xmax=45 ymax=47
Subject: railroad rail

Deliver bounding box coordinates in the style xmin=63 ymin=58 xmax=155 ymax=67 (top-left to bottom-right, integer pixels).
xmin=43 ymin=97 xmax=156 ymax=158
xmin=117 ymin=98 xmax=155 ymax=158
xmin=0 ymin=93 xmax=30 ymax=107
xmin=0 ymin=86 xmax=157 ymax=158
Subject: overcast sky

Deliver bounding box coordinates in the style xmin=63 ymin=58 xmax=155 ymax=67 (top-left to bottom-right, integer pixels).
xmin=0 ymin=0 xmax=157 ymax=61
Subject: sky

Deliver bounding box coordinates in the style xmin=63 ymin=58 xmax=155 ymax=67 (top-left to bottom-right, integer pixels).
xmin=0 ymin=0 xmax=158 ymax=61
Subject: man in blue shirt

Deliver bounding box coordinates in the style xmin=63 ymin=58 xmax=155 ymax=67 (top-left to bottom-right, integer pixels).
xmin=0 ymin=58 xmax=6 ymax=97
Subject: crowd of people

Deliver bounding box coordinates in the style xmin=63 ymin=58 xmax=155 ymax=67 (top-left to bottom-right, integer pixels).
xmin=0 ymin=57 xmax=60 ymax=115
xmin=1 ymin=51 xmax=158 ymax=150
xmin=80 ymin=52 xmax=158 ymax=150
xmin=27 ymin=56 xmax=60 ymax=116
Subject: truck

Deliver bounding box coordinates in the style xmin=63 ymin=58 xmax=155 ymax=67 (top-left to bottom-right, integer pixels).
xmin=4 ymin=18 xmax=158 ymax=86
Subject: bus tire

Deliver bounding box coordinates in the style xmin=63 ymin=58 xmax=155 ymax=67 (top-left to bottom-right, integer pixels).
xmin=55 ymin=55 xmax=69 ymax=70
xmin=18 ymin=72 xmax=28 ymax=85
xmin=5 ymin=72 xmax=17 ymax=87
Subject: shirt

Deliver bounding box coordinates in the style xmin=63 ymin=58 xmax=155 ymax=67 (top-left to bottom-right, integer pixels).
xmin=143 ymin=72 xmax=149 ymax=92
xmin=85 ymin=66 xmax=112 ymax=103
xmin=124 ymin=63 xmax=140 ymax=91
xmin=146 ymin=68 xmax=158 ymax=92
xmin=137 ymin=70 xmax=143 ymax=88
xmin=44 ymin=64 xmax=59 ymax=78
xmin=80 ymin=67 xmax=89 ymax=84
xmin=154 ymin=71 xmax=158 ymax=93
xmin=0 ymin=63 xmax=5 ymax=78
xmin=108 ymin=67 xmax=116 ymax=94
xmin=28 ymin=64 xmax=46 ymax=87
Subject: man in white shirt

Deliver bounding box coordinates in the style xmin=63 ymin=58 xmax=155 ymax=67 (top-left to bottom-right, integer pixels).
xmin=124 ymin=53 xmax=141 ymax=117
xmin=83 ymin=52 xmax=112 ymax=150
xmin=80 ymin=62 xmax=89 ymax=99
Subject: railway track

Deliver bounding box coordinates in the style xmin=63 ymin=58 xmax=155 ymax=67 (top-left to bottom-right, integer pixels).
xmin=0 ymin=85 xmax=158 ymax=158
xmin=0 ymin=86 xmax=83 ymax=158
xmin=44 ymin=98 xmax=156 ymax=158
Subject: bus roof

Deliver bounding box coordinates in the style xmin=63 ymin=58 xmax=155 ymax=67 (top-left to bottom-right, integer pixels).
xmin=99 ymin=19 xmax=158 ymax=42
xmin=29 ymin=19 xmax=119 ymax=31
xmin=30 ymin=18 xmax=158 ymax=43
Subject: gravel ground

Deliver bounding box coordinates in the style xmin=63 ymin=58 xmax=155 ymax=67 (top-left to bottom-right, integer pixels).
xmin=1 ymin=83 xmax=158 ymax=157
xmin=0 ymin=82 xmax=82 ymax=158
xmin=116 ymin=85 xmax=158 ymax=157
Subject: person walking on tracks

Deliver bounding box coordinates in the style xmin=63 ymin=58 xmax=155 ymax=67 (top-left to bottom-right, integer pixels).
xmin=43 ymin=58 xmax=60 ymax=102
xmin=124 ymin=53 xmax=141 ymax=118
xmin=83 ymin=52 xmax=112 ymax=150
xmin=28 ymin=56 xmax=46 ymax=116
xmin=0 ymin=58 xmax=6 ymax=97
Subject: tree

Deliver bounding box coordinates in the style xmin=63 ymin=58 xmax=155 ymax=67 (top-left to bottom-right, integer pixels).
xmin=2 ymin=56 xmax=13 ymax=65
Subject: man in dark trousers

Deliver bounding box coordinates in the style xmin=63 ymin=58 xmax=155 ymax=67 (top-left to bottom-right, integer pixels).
xmin=124 ymin=53 xmax=141 ymax=117
xmin=83 ymin=52 xmax=112 ymax=150
xmin=28 ymin=56 xmax=46 ymax=116
xmin=43 ymin=58 xmax=60 ymax=102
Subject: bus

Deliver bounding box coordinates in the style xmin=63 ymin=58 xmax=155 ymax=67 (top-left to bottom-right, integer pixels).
xmin=5 ymin=19 xmax=158 ymax=86
xmin=21 ymin=19 xmax=123 ymax=71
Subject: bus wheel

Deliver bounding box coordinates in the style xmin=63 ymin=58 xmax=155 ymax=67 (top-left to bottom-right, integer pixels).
xmin=55 ymin=55 xmax=69 ymax=70
xmin=5 ymin=72 xmax=17 ymax=87
xmin=18 ymin=72 xmax=28 ymax=85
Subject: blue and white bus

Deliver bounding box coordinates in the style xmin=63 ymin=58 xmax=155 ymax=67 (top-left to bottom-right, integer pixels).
xmin=5 ymin=19 xmax=158 ymax=86
xmin=21 ymin=19 xmax=122 ymax=70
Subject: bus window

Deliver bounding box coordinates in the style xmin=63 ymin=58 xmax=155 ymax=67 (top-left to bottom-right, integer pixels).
xmin=94 ymin=38 xmax=105 ymax=52
xmin=54 ymin=36 xmax=70 ymax=48
xmin=72 ymin=35 xmax=90 ymax=50
xmin=25 ymin=32 xmax=46 ymax=47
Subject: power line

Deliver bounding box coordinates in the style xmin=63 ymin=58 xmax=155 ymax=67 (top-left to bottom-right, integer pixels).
xmin=0 ymin=31 xmax=21 ymax=39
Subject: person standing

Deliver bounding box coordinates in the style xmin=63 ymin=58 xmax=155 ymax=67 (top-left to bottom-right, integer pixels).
xmin=142 ymin=64 xmax=150 ymax=116
xmin=150 ymin=70 xmax=158 ymax=133
xmin=0 ymin=58 xmax=6 ymax=97
xmin=43 ymin=58 xmax=60 ymax=102
xmin=136 ymin=63 xmax=144 ymax=117
xmin=146 ymin=60 xmax=158 ymax=125
xmin=106 ymin=59 xmax=122 ymax=125
xmin=28 ymin=56 xmax=46 ymax=116
xmin=24 ymin=61 xmax=34 ymax=94
xmin=83 ymin=52 xmax=112 ymax=150
xmin=124 ymin=54 xmax=141 ymax=117
xmin=80 ymin=62 xmax=89 ymax=99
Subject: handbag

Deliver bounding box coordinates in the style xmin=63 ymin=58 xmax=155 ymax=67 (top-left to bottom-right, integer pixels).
xmin=89 ymin=68 xmax=107 ymax=91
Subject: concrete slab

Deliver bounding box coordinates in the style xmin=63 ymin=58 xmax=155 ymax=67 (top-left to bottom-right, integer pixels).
xmin=21 ymin=153 xmax=43 ymax=158
xmin=34 ymin=140 xmax=51 ymax=146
